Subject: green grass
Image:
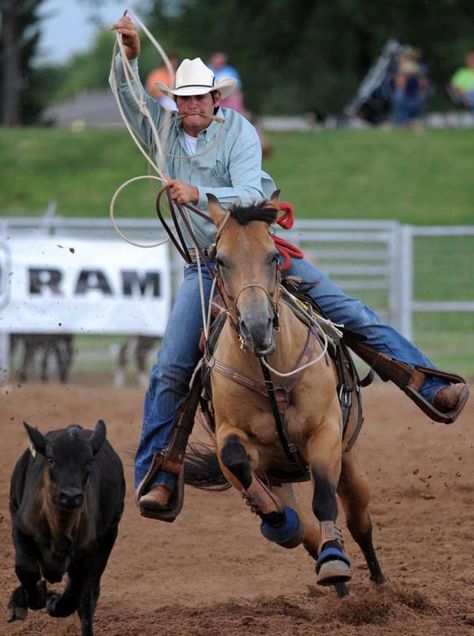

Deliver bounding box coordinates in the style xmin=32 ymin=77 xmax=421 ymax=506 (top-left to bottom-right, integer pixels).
xmin=265 ymin=129 xmax=474 ymax=225
xmin=1 ymin=127 xmax=474 ymax=224
xmin=2 ymin=126 xmax=473 ymax=375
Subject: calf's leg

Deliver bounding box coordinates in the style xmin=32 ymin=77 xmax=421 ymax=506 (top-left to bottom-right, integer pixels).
xmin=8 ymin=528 xmax=47 ymax=621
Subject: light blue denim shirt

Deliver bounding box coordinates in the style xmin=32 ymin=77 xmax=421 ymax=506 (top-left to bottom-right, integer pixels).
xmin=110 ymin=57 xmax=276 ymax=247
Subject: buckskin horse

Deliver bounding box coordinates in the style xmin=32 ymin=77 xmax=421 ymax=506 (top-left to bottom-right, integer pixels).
xmin=183 ymin=194 xmax=387 ymax=596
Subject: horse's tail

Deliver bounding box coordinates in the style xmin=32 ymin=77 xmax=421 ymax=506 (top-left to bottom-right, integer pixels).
xmin=184 ymin=442 xmax=231 ymax=491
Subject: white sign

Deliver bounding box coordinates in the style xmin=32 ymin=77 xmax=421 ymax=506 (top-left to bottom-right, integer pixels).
xmin=0 ymin=237 xmax=171 ymax=335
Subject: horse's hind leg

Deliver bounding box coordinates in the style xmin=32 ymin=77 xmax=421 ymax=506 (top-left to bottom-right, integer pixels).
xmin=338 ymin=448 xmax=386 ymax=585
xmin=307 ymin=420 xmax=352 ymax=587
xmin=217 ymin=430 xmax=303 ymax=548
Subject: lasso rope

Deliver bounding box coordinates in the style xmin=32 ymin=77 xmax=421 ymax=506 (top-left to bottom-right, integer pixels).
xmin=260 ymin=324 xmax=329 ymax=378
xmin=109 ymin=9 xmax=226 ymax=252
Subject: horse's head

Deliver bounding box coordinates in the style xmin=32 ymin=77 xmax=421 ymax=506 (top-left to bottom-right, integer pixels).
xmin=207 ymin=193 xmax=281 ymax=356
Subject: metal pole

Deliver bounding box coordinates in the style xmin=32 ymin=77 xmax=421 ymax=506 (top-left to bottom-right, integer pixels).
xmin=399 ymin=225 xmax=413 ymax=341
xmin=388 ymin=222 xmax=401 ymax=331
xmin=0 ymin=332 xmax=10 ymax=383
xmin=0 ymin=224 xmax=11 ymax=382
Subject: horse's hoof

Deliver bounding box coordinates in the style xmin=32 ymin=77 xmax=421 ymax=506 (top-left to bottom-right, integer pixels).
xmin=260 ymin=506 xmax=304 ymax=549
xmin=334 ymin=581 xmax=351 ymax=598
xmin=317 ymin=559 xmax=352 ymax=586
xmin=316 ymin=545 xmax=352 ymax=586
xmin=373 ymin=578 xmax=393 ymax=593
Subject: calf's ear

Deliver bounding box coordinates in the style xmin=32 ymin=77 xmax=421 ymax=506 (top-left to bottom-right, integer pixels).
xmin=91 ymin=419 xmax=106 ymax=455
xmin=23 ymin=421 xmax=47 ymax=457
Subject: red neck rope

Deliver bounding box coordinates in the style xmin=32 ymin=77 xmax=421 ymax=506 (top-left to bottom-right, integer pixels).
xmin=273 ymin=201 xmax=305 ymax=271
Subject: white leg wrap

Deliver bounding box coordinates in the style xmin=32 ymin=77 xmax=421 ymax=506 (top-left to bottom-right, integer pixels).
xmin=242 ymin=473 xmax=284 ymax=515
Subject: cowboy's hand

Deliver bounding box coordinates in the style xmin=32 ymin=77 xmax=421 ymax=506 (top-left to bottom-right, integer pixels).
xmin=111 ymin=15 xmax=140 ymax=60
xmin=167 ymin=179 xmax=199 ymax=205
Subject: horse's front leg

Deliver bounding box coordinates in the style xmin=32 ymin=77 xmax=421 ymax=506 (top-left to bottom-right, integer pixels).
xmin=216 ymin=426 xmax=304 ymax=549
xmin=307 ymin=420 xmax=352 ymax=588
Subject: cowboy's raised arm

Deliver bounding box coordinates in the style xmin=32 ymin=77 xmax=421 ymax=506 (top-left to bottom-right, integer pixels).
xmin=109 ymin=15 xmax=167 ymax=148
xmin=111 ymin=15 xmax=141 ymax=60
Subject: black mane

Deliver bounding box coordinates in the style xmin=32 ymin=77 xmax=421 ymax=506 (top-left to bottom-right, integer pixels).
xmin=228 ymin=200 xmax=278 ymax=226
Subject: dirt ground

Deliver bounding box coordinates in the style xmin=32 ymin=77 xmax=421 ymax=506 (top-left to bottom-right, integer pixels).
xmin=0 ymin=379 xmax=473 ymax=636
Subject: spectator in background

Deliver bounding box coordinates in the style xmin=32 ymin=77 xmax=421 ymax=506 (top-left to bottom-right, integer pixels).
xmin=449 ymin=52 xmax=474 ymax=111
xmin=208 ymin=50 xmax=273 ymax=157
xmin=146 ymin=54 xmax=180 ymax=111
xmin=208 ymin=51 xmax=245 ymax=113
xmin=392 ymin=48 xmax=430 ymax=129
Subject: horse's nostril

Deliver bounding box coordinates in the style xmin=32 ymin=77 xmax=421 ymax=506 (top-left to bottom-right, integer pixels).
xmin=239 ymin=319 xmax=251 ymax=338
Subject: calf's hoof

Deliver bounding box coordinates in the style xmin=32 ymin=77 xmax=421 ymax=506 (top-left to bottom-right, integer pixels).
xmin=46 ymin=592 xmax=61 ymax=617
xmin=7 ymin=606 xmax=28 ymax=622
xmin=7 ymin=587 xmax=28 ymax=622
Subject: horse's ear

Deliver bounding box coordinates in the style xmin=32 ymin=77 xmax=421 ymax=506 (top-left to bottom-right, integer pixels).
xmin=206 ymin=194 xmax=227 ymax=227
xmin=268 ymin=190 xmax=281 ymax=210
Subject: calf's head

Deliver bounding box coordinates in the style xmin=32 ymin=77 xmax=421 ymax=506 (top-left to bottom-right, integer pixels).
xmin=23 ymin=420 xmax=107 ymax=510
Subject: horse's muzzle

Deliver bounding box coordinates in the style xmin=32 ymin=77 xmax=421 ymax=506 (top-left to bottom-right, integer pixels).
xmin=239 ymin=315 xmax=275 ymax=356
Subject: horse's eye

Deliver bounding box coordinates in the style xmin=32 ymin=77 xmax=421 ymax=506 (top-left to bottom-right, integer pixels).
xmin=270 ymin=251 xmax=280 ymax=264
xmin=216 ymin=256 xmax=228 ymax=269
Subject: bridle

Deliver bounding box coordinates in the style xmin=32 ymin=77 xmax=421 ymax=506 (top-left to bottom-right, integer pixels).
xmin=214 ymin=233 xmax=282 ymax=341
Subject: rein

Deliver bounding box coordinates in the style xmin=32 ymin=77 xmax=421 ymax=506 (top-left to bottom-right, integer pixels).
xmin=259 ymin=357 xmax=308 ymax=472
xmin=155 ymin=186 xmax=216 ymax=278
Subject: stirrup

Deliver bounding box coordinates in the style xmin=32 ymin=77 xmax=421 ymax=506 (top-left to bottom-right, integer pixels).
xmin=136 ymin=453 xmax=185 ymax=523
xmin=403 ymin=366 xmax=469 ymax=425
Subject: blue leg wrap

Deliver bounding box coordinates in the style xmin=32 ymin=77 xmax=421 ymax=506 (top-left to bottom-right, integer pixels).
xmin=316 ymin=546 xmax=351 ymax=574
xmin=260 ymin=507 xmax=301 ymax=545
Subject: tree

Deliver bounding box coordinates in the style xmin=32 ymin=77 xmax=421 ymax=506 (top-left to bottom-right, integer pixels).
xmin=146 ymin=0 xmax=474 ymax=115
xmin=0 ymin=0 xmax=45 ymax=125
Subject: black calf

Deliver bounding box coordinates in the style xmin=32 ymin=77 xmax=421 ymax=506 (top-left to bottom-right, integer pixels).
xmin=7 ymin=420 xmax=125 ymax=636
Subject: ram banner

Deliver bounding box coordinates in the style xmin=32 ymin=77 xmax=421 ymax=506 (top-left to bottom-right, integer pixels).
xmin=0 ymin=236 xmax=171 ymax=336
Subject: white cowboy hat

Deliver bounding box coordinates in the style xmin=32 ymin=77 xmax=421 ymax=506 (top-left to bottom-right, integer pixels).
xmin=155 ymin=57 xmax=237 ymax=99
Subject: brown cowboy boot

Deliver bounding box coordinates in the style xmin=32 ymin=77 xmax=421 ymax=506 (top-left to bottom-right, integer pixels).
xmin=433 ymin=383 xmax=468 ymax=413
xmin=139 ymin=484 xmax=173 ymax=511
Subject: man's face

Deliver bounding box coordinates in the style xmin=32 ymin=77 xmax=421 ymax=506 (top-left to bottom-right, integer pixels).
xmin=176 ymin=91 xmax=220 ymax=136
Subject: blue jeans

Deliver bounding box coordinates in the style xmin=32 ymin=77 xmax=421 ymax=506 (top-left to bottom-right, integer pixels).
xmin=393 ymin=90 xmax=426 ymax=124
xmin=135 ymin=258 xmax=445 ymax=487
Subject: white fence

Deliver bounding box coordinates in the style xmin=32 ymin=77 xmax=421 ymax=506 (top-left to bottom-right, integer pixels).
xmin=1 ymin=216 xmax=473 ymax=377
